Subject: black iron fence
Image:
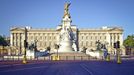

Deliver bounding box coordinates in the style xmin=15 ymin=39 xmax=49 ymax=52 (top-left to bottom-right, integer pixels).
xmin=0 ymin=55 xmax=104 ymax=61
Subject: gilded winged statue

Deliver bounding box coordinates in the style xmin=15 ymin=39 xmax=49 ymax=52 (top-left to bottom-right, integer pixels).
xmin=63 ymin=3 xmax=71 ymax=18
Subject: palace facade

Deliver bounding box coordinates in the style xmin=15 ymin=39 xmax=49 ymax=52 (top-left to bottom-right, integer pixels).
xmin=10 ymin=3 xmax=125 ymax=55
xmin=10 ymin=26 xmax=124 ymax=55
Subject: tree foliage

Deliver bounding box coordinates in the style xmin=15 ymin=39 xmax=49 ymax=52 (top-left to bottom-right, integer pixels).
xmin=123 ymin=35 xmax=134 ymax=48
xmin=0 ymin=35 xmax=8 ymax=46
xmin=82 ymin=47 xmax=87 ymax=53
xmin=47 ymin=46 xmax=51 ymax=51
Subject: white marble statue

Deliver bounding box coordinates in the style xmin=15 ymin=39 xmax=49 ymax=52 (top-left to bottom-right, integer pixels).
xmin=58 ymin=3 xmax=77 ymax=52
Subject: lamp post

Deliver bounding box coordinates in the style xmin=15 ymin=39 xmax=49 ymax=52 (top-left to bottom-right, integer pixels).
xmin=117 ymin=41 xmax=121 ymax=64
xmin=117 ymin=48 xmax=121 ymax=64
xmin=34 ymin=39 xmax=38 ymax=51
xmin=114 ymin=41 xmax=121 ymax=64
xmin=56 ymin=45 xmax=59 ymax=60
xmin=55 ymin=44 xmax=59 ymax=60
xmin=22 ymin=27 xmax=27 ymax=64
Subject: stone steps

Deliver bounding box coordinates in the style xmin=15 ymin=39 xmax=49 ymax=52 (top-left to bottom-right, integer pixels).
xmin=51 ymin=52 xmax=89 ymax=56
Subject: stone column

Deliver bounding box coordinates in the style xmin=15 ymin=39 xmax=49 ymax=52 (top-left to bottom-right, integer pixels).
xmin=106 ymin=32 xmax=110 ymax=46
xmin=10 ymin=33 xmax=13 ymax=46
xmin=112 ymin=33 xmax=114 ymax=46
xmin=106 ymin=32 xmax=111 ymax=53
xmin=16 ymin=33 xmax=19 ymax=55
xmin=109 ymin=33 xmax=112 ymax=47
xmin=18 ymin=33 xmax=21 ymax=54
xmin=21 ymin=33 xmax=25 ymax=54
xmin=20 ymin=33 xmax=22 ymax=54
xmin=15 ymin=33 xmax=17 ymax=46
xmin=8 ymin=33 xmax=13 ymax=55
xmin=119 ymin=33 xmax=123 ymax=46
xmin=120 ymin=33 xmax=125 ymax=55
xmin=116 ymin=33 xmax=118 ymax=42
xmin=8 ymin=47 xmax=11 ymax=55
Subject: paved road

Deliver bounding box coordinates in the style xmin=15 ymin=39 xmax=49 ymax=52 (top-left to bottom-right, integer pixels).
xmin=0 ymin=60 xmax=134 ymax=75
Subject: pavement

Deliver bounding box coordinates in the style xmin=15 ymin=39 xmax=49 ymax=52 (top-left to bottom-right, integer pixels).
xmin=0 ymin=60 xmax=134 ymax=75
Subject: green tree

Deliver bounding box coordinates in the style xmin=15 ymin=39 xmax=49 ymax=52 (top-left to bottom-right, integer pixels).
xmin=0 ymin=35 xmax=8 ymax=46
xmin=47 ymin=46 xmax=51 ymax=53
xmin=0 ymin=35 xmax=8 ymax=55
xmin=123 ymin=35 xmax=134 ymax=48
xmin=82 ymin=47 xmax=87 ymax=53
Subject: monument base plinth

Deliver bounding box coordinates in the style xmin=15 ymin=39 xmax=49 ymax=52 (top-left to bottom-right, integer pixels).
xmin=51 ymin=52 xmax=90 ymax=60
xmin=58 ymin=40 xmax=74 ymax=52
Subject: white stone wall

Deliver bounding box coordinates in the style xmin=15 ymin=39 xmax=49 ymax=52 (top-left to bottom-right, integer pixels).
xmin=10 ymin=27 xmax=125 ymax=55
xmin=78 ymin=28 xmax=124 ymax=55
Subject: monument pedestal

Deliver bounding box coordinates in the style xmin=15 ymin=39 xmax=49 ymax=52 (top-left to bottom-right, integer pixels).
xmin=51 ymin=52 xmax=90 ymax=60
xmin=26 ymin=50 xmax=35 ymax=59
xmin=58 ymin=40 xmax=74 ymax=52
xmin=57 ymin=3 xmax=77 ymax=53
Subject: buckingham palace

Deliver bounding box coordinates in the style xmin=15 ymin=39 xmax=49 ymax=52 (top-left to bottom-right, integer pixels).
xmin=10 ymin=3 xmax=125 ymax=55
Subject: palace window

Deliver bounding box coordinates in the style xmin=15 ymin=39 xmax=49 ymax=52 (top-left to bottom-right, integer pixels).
xmin=81 ymin=42 xmax=83 ymax=46
xmin=35 ymin=36 xmax=37 ymax=40
xmin=93 ymin=33 xmax=95 ymax=35
xmin=29 ymin=33 xmax=31 ymax=35
xmin=86 ymin=36 xmax=88 ymax=39
xmin=44 ymin=36 xmax=46 ymax=40
xmin=31 ymin=36 xmax=33 ymax=40
xmin=90 ymin=41 xmax=92 ymax=46
xmin=91 ymin=36 xmax=92 ymax=40
xmin=118 ymin=35 xmax=120 ymax=40
xmin=49 ymin=42 xmax=51 ymax=46
xmin=44 ymin=42 xmax=46 ymax=46
xmin=40 ymin=36 xmax=42 ymax=40
xmin=102 ymin=33 xmax=105 ymax=35
xmin=110 ymin=36 xmax=112 ymax=40
xmin=54 ymin=36 xmax=56 ymax=40
xmin=114 ymin=35 xmax=116 ymax=40
xmin=95 ymin=36 xmax=97 ymax=39
xmin=105 ymin=36 xmax=106 ymax=39
xmin=82 ymin=36 xmax=83 ymax=39
xmin=86 ymin=41 xmax=88 ymax=46
xmin=100 ymin=36 xmax=101 ymax=40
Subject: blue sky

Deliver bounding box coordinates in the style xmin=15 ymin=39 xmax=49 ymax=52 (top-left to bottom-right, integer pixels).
xmin=0 ymin=0 xmax=134 ymax=39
